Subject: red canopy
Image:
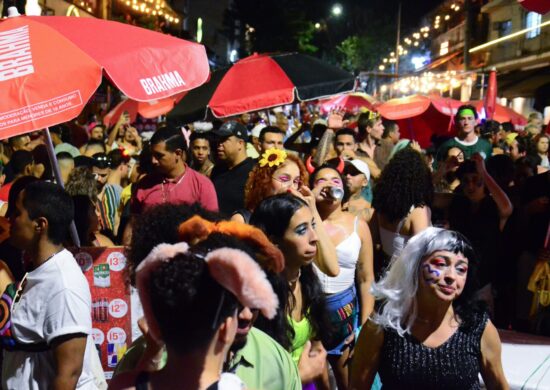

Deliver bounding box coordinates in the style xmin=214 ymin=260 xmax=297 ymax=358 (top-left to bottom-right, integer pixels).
xmin=376 ymin=95 xmax=463 ymax=147
xmin=518 ymin=0 xmax=550 ymax=14
xmin=319 ymin=92 xmax=377 ymax=114
xmin=468 ymin=101 xmax=527 ymax=128
xmin=0 ymin=15 xmax=209 ymax=140
xmin=103 ymin=93 xmax=186 ymax=127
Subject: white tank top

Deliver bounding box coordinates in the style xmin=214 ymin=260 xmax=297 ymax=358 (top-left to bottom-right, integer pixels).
xmin=314 ymin=217 xmax=362 ymax=294
xmin=379 ymin=206 xmax=413 ymax=257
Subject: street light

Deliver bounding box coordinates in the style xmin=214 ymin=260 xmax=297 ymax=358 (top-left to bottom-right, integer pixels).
xmin=331 ymin=3 xmax=343 ymax=16
xmin=315 ymin=22 xmax=321 ymax=29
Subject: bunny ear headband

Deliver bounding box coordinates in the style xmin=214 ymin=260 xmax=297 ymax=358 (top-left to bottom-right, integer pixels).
xmin=136 ymin=242 xmax=279 ymax=343
xmin=178 ymin=215 xmax=285 ymax=274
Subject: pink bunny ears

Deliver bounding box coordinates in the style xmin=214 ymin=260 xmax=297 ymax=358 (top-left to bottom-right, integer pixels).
xmin=136 ymin=242 xmax=279 ymax=343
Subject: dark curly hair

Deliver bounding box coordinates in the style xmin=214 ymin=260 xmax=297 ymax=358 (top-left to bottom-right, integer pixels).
xmin=372 ymin=148 xmax=433 ymax=223
xmin=250 ymin=194 xmax=333 ymax=350
xmin=244 ymin=154 xmax=308 ymax=211
xmin=126 ymin=203 xmax=222 ymax=285
xmin=149 ymin=251 xmax=239 ymax=355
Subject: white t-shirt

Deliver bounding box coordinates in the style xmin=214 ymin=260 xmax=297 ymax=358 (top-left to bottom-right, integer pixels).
xmin=2 ymin=249 xmax=96 ymax=389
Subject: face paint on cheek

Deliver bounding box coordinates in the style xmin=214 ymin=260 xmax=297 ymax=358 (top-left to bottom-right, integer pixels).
xmin=422 ymin=264 xmax=441 ymax=284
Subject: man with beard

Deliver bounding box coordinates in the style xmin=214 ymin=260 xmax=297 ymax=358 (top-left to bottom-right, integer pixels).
xmin=115 ymin=204 xmax=304 ymax=390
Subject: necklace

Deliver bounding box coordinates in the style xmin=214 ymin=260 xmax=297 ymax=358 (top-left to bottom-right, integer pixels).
xmin=161 ymin=171 xmax=186 ymax=203
xmin=288 ymin=269 xmax=301 ymax=285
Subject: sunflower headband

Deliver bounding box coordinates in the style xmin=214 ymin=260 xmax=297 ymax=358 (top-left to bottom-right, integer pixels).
xmin=178 ymin=215 xmax=285 ymax=273
xmin=259 ymin=148 xmax=287 ymax=168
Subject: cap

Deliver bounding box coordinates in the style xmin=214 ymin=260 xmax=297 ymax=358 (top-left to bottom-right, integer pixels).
xmin=251 ymin=123 xmax=267 ymax=139
xmin=505 ymin=132 xmax=519 ymax=145
xmin=345 ymin=159 xmax=370 ymax=182
xmin=213 ymin=121 xmax=248 ymax=140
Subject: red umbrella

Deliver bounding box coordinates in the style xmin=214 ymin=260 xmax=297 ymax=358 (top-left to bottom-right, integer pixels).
xmin=103 ymin=93 xmax=186 ymax=128
xmin=469 ymin=101 xmax=528 ymax=127
xmin=168 ymin=52 xmax=356 ymax=123
xmin=376 ymin=94 xmax=463 ymax=147
xmin=0 ymin=15 xmax=209 ymax=139
xmin=484 ymin=68 xmax=497 ymax=120
xmin=0 ymin=13 xmax=209 ymax=246
xmin=319 ymin=92 xmax=377 ymax=114
xmin=518 ymin=0 xmax=550 ymax=14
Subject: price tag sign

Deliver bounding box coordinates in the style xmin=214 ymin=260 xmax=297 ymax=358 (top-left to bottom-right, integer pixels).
xmin=107 ymin=252 xmax=126 ymax=272
xmin=108 ymin=298 xmax=128 ymax=318
xmin=107 ymin=327 xmax=127 ymax=344
xmin=92 ymin=328 xmax=105 ymax=345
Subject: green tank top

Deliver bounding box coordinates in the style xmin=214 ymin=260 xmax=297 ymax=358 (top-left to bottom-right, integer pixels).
xmin=288 ymin=315 xmax=313 ymax=364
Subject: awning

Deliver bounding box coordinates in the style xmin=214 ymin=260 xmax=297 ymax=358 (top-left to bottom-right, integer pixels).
xmin=498 ymin=67 xmax=550 ymax=98
xmin=419 ymin=51 xmax=461 ymax=71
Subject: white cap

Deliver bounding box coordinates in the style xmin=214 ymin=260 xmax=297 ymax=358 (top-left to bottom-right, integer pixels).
xmin=313 ymin=118 xmax=327 ymax=127
xmin=7 ymin=6 xmax=21 ymax=16
xmin=347 ymin=159 xmax=370 ymax=182
xmin=251 ymin=123 xmax=267 ymax=138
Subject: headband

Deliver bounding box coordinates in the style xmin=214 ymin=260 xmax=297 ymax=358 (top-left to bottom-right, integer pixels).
xmin=305 ymin=156 xmax=344 ymax=175
xmin=136 ymin=242 xmax=279 ymax=343
xmin=259 ymin=148 xmax=287 ymax=168
xmin=178 ymin=215 xmax=284 ymax=273
xmin=457 ymin=108 xmax=476 ymax=118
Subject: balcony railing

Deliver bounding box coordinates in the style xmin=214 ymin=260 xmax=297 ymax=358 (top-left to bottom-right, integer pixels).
xmin=487 ymin=29 xmax=550 ymax=64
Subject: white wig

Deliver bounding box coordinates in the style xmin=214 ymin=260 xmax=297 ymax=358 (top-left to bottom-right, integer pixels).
xmin=371 ymin=227 xmax=474 ymax=336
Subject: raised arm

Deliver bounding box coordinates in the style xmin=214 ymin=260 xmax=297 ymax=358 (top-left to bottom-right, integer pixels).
xmin=473 ymin=153 xmax=513 ymax=230
xmin=290 ymin=186 xmax=339 ymax=276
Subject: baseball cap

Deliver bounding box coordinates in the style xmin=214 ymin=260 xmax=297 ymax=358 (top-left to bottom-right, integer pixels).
xmin=344 ymin=159 xmax=370 ymax=182
xmin=251 ymin=123 xmax=267 ymax=139
xmin=213 ymin=121 xmax=248 ymax=140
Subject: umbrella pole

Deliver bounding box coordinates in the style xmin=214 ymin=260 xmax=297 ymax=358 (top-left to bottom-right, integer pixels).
xmin=43 ymin=128 xmax=81 ymax=247
xmin=265 ymin=110 xmax=272 ymax=125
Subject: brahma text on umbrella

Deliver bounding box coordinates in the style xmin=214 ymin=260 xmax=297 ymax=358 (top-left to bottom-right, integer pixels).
xmin=0 ymin=91 xmax=82 ymax=130
xmin=0 ymin=25 xmax=34 ymax=82
xmin=139 ymin=71 xmax=186 ymax=96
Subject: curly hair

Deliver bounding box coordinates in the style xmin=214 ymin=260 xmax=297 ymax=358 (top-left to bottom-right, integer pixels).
xmin=244 ymin=154 xmax=308 ymax=211
xmin=372 ymin=148 xmax=433 ymax=223
xmin=65 ymin=166 xmax=98 ymax=200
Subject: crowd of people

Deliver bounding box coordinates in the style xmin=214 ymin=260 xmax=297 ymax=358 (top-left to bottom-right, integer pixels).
xmin=0 ymin=102 xmax=548 ymax=389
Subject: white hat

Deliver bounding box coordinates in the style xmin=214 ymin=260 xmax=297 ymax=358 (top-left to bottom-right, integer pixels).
xmin=251 ymin=123 xmax=267 ymax=138
xmin=313 ymin=118 xmax=327 ymax=127
xmin=347 ymin=159 xmax=370 ymax=182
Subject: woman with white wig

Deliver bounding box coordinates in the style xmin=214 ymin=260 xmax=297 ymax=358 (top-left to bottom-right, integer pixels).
xmin=350 ymin=227 xmax=508 ymax=390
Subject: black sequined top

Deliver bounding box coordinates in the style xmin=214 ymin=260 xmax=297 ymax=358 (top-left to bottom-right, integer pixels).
xmin=378 ymin=312 xmax=489 ymax=390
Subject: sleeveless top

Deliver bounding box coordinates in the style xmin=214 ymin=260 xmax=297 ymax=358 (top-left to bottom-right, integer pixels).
xmin=379 ymin=206 xmax=414 ymax=257
xmin=314 ymin=217 xmax=362 ymax=294
xmin=378 ymin=311 xmax=489 ymax=390
xmin=288 ymin=315 xmax=313 ymax=364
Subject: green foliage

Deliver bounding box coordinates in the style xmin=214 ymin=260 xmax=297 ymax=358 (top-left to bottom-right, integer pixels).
xmin=296 ymin=22 xmax=319 ymax=54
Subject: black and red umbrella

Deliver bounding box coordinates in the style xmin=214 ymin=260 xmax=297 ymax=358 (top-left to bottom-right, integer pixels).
xmin=167 ymin=52 xmax=356 ymax=124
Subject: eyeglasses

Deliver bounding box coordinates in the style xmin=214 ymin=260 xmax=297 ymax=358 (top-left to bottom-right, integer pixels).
xmin=272 ymin=175 xmax=302 ymax=189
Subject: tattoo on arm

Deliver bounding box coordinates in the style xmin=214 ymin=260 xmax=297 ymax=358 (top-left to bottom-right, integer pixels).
xmin=314 ymin=130 xmax=335 ymax=166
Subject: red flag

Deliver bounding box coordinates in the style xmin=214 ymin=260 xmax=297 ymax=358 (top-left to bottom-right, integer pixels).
xmin=484 ymin=68 xmax=497 ymax=120
xmin=518 ymin=0 xmax=550 ymax=14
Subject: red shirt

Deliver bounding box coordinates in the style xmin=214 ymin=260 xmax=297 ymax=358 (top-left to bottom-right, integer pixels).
xmin=131 ymin=166 xmax=218 ymax=214
xmin=0 ymin=182 xmax=13 ymax=202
